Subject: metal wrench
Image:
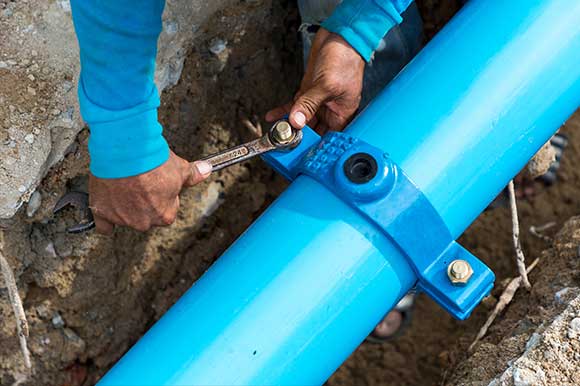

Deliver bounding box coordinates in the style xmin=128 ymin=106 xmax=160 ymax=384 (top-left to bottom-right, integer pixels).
xmin=201 ymin=120 xmax=302 ymax=171
xmin=53 ymin=191 xmax=95 ymax=234
xmin=52 ymin=120 xmax=302 ymax=233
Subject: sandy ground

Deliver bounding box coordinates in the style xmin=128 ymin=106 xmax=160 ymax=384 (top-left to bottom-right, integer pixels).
xmin=1 ymin=1 xmax=580 ymax=385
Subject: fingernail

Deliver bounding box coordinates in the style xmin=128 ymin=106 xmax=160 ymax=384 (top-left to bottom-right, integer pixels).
xmin=294 ymin=111 xmax=306 ymax=127
xmin=195 ymin=161 xmax=212 ymax=176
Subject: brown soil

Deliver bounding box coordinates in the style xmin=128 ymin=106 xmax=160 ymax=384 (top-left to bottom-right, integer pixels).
xmin=2 ymin=1 xmax=580 ymax=385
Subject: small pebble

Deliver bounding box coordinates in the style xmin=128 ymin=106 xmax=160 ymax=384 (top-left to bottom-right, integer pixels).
xmin=45 ymin=242 xmax=58 ymax=258
xmin=28 ymin=74 xmax=35 ymax=81
xmin=62 ymin=81 xmax=73 ymax=93
xmin=26 ymin=191 xmax=42 ymax=217
xmin=569 ymin=317 xmax=580 ymax=334
xmin=18 ymin=185 xmax=27 ymax=193
xmin=208 ymin=38 xmax=227 ymax=55
xmin=57 ymin=0 xmax=71 ymax=13
xmin=36 ymin=304 xmax=51 ymax=319
xmin=164 ymin=20 xmax=178 ymax=35
xmin=51 ymin=312 xmax=65 ymax=328
xmin=24 ymin=133 xmax=35 ymax=144
xmin=27 ymin=86 xmax=37 ymax=96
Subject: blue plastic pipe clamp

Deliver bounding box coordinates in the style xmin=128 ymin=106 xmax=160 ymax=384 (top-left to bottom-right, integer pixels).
xmin=265 ymin=128 xmax=494 ymax=320
xmin=99 ymin=0 xmax=580 ymax=384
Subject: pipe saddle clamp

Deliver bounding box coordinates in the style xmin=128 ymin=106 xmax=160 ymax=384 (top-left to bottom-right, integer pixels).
xmin=262 ymin=126 xmax=495 ymax=320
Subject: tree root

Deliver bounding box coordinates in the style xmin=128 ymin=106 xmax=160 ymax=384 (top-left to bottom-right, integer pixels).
xmin=0 ymin=235 xmax=31 ymax=369
xmin=508 ymin=180 xmax=531 ymax=289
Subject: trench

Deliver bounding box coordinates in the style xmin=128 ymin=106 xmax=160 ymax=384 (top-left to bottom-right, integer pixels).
xmin=2 ymin=1 xmax=580 ymax=385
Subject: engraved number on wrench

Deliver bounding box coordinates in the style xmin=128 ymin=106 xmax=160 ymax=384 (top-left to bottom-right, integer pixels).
xmin=201 ymin=121 xmax=301 ymax=171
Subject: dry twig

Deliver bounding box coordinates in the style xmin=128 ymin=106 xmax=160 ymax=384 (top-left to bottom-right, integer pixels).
xmin=241 ymin=115 xmax=262 ymax=138
xmin=0 ymin=236 xmax=31 ymax=369
xmin=508 ymin=180 xmax=531 ymax=289
xmin=468 ymin=257 xmax=540 ymax=352
xmin=529 ymin=221 xmax=557 ymax=242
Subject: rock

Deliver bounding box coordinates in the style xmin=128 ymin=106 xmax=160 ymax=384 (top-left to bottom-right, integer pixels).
xmin=568 ymin=317 xmax=580 ymax=339
xmin=209 ymin=38 xmax=227 ymax=55
xmin=26 ymin=191 xmax=42 ymax=217
xmin=24 ymin=133 xmax=35 ymax=144
xmin=35 ymin=303 xmax=51 ymax=320
xmin=527 ymin=139 xmax=556 ymax=178
xmin=44 ymin=242 xmax=58 ymax=259
xmin=513 ymin=366 xmax=546 ymax=386
xmin=51 ymin=312 xmax=65 ymax=328
xmin=2 ymin=8 xmax=13 ymax=18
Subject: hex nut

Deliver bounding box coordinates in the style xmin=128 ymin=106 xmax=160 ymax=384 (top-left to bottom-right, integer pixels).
xmin=447 ymin=259 xmax=473 ymax=285
xmin=273 ymin=121 xmax=294 ymax=143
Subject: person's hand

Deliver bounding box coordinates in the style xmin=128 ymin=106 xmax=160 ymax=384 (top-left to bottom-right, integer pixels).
xmin=266 ymin=28 xmax=365 ymax=134
xmin=89 ymin=151 xmax=212 ymax=234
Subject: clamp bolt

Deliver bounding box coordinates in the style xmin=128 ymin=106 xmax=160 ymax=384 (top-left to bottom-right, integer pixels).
xmin=273 ymin=121 xmax=294 ymax=143
xmin=447 ymin=259 xmax=473 ymax=285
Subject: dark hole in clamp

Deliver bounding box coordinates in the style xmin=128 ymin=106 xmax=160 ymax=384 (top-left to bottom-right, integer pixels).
xmin=343 ymin=152 xmax=378 ymax=184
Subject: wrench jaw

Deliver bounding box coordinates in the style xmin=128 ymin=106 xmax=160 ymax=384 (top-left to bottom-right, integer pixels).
xmin=201 ymin=119 xmax=303 ymax=172
xmin=53 ymin=192 xmax=95 ymax=234
xmin=268 ymin=121 xmax=303 ymax=151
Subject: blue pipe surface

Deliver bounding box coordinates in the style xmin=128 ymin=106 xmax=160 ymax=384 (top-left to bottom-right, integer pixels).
xmin=99 ymin=0 xmax=580 ymax=384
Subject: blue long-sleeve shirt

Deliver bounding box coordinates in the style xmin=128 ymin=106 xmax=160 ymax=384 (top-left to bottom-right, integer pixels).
xmin=71 ymin=0 xmax=412 ymax=178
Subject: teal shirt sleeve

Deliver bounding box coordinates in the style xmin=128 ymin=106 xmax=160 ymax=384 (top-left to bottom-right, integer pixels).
xmin=322 ymin=0 xmax=413 ymax=62
xmin=70 ymin=0 xmax=170 ymax=178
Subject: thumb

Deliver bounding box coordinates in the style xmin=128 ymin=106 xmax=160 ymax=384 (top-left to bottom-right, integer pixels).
xmin=289 ymin=85 xmax=328 ymax=129
xmin=184 ymin=160 xmax=212 ymax=187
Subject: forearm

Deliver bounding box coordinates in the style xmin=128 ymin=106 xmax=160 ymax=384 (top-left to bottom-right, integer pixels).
xmin=322 ymin=0 xmax=413 ymax=61
xmin=71 ymin=0 xmax=169 ymax=178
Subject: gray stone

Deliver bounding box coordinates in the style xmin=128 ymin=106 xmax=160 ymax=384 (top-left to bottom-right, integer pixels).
xmin=513 ymin=366 xmax=545 ymax=386
xmin=26 ymin=191 xmax=42 ymax=217
xmin=209 ymin=38 xmax=227 ymax=55
xmin=51 ymin=312 xmax=65 ymax=328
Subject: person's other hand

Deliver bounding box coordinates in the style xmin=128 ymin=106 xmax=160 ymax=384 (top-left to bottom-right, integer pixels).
xmin=89 ymin=151 xmax=212 ymax=234
xmin=266 ymin=28 xmax=365 ymax=134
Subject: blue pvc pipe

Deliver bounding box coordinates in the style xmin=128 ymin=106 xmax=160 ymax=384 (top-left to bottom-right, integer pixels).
xmin=99 ymin=0 xmax=580 ymax=384
xmin=349 ymin=0 xmax=580 ymax=236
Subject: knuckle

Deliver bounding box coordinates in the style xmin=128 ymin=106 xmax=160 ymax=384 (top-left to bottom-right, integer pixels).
xmin=299 ymin=95 xmax=320 ymax=115
xmin=161 ymin=212 xmax=176 ymax=225
xmin=131 ymin=221 xmax=151 ymax=232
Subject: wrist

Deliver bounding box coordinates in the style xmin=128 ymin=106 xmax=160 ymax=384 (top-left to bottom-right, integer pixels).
xmin=79 ymin=79 xmax=170 ymax=178
xmin=322 ymin=0 xmax=404 ymax=62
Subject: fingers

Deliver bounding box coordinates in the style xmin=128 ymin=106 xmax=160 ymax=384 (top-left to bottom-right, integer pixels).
xmin=265 ymin=102 xmax=292 ymax=123
xmin=289 ymin=85 xmax=328 ymax=129
xmin=151 ymin=196 xmax=179 ymax=227
xmin=183 ymin=160 xmax=212 ymax=187
xmin=94 ymin=215 xmax=114 ymax=235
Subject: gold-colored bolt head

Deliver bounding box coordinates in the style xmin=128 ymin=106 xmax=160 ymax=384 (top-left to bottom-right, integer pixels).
xmin=273 ymin=121 xmax=294 ymax=143
xmin=447 ymin=259 xmax=473 ymax=285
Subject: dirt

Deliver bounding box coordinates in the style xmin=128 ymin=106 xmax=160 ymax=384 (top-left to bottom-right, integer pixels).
xmin=1 ymin=1 xmax=580 ymax=385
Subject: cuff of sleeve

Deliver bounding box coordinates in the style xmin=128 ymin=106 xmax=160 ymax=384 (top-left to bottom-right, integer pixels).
xmin=322 ymin=0 xmax=403 ymax=62
xmin=78 ymin=78 xmax=170 ymax=178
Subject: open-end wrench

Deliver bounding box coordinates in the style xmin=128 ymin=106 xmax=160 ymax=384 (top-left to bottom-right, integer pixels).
xmin=201 ymin=119 xmax=302 ymax=171
xmin=53 ymin=120 xmax=302 ymax=233
xmin=53 ymin=191 xmax=95 ymax=234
